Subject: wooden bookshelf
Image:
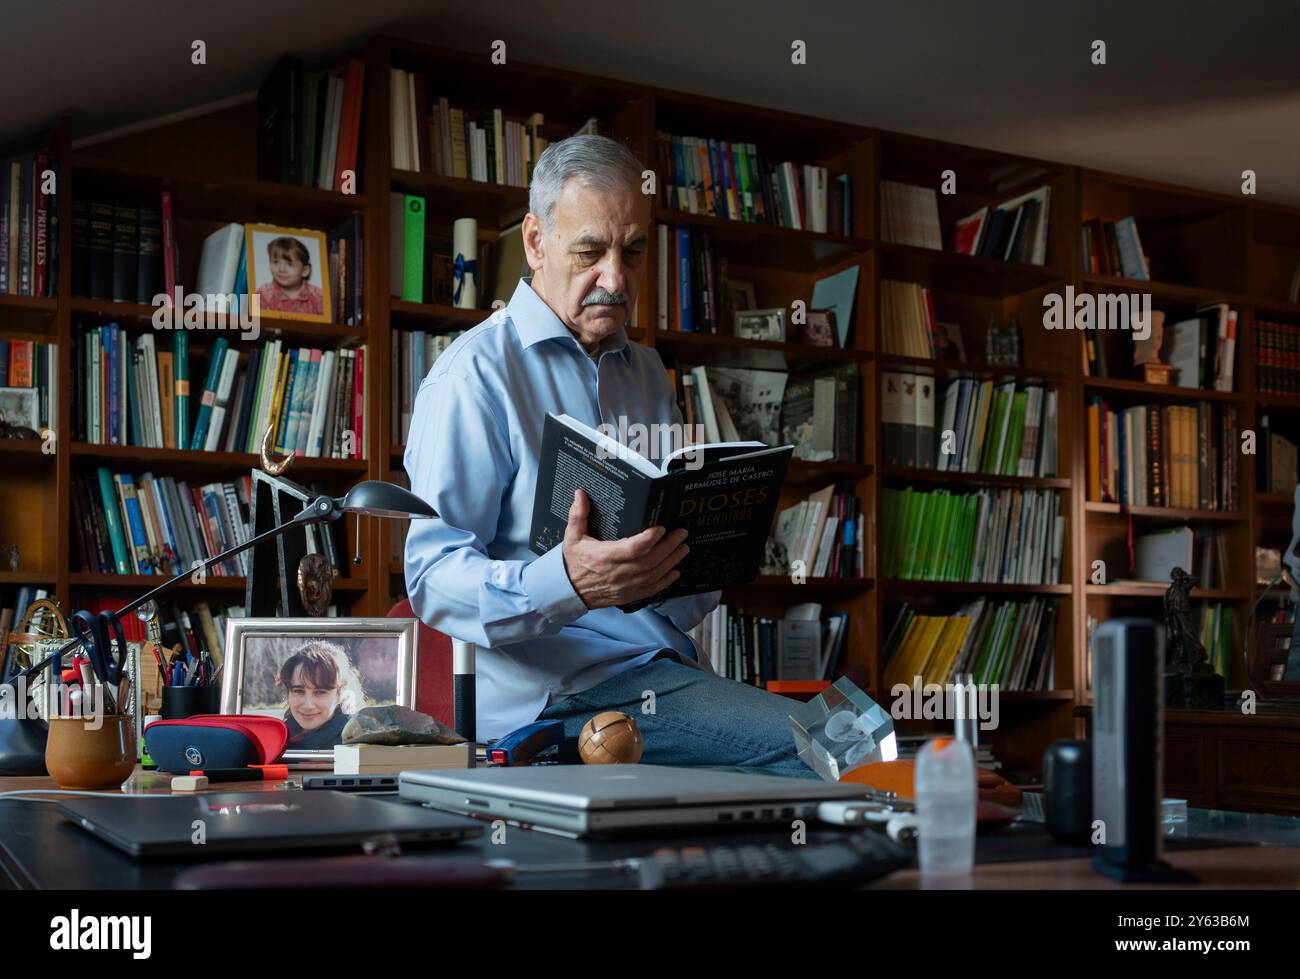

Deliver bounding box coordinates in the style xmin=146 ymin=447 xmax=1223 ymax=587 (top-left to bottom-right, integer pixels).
xmin=4 ymin=33 xmax=1299 ymax=775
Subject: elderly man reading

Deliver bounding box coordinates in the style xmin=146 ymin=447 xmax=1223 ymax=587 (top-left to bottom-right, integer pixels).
xmin=404 ymin=134 xmax=813 ymax=777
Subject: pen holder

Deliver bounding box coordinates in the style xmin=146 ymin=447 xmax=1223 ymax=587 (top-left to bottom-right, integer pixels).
xmin=45 ymin=715 xmax=137 ymax=789
xmin=161 ymin=686 xmax=222 ymax=720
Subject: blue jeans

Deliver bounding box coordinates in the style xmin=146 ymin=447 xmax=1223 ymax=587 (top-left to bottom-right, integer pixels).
xmin=536 ymin=654 xmax=818 ymax=779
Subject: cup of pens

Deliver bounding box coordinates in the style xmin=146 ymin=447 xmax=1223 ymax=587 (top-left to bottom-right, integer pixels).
xmin=44 ymin=628 xmax=140 ymax=789
xmin=160 ymin=650 xmax=222 ymax=720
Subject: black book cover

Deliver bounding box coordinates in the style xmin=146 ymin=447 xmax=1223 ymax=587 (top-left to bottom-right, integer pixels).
xmin=71 ymin=198 xmax=90 ymax=296
xmin=257 ymin=56 xmax=302 ymax=184
xmin=136 ymin=205 xmax=162 ymax=304
xmin=111 ymin=203 xmax=138 ymax=302
xmin=88 ymin=200 xmax=114 ymax=298
xmin=17 ymin=158 xmax=32 ymax=295
xmin=528 ymin=413 xmax=792 ymax=609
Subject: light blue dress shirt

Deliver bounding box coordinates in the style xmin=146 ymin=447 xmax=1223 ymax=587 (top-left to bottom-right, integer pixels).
xmin=404 ymin=277 xmax=720 ymax=741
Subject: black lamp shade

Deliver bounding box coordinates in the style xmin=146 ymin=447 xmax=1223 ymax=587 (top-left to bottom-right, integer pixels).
xmin=338 ymin=480 xmax=437 ymax=519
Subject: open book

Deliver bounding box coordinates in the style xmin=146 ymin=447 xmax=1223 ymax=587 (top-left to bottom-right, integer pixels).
xmin=529 ymin=413 xmax=793 ymax=609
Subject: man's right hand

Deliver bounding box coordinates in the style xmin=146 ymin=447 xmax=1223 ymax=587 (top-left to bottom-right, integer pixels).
xmin=561 ymin=489 xmax=690 ymax=609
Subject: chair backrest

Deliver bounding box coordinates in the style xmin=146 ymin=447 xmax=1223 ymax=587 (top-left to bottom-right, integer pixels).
xmin=386 ymin=598 xmax=454 ymax=730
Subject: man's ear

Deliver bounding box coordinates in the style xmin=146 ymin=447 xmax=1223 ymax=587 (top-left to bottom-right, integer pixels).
xmin=522 ymin=212 xmax=545 ymax=271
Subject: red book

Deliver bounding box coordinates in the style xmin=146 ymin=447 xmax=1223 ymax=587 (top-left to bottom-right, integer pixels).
xmin=351 ymin=345 xmax=365 ymax=460
xmin=161 ymin=191 xmax=176 ymax=306
xmin=333 ymin=59 xmax=367 ymax=192
xmin=9 ymin=339 xmax=33 ymax=386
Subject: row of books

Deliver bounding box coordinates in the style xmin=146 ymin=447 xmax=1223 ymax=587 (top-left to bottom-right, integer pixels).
xmin=1259 ymin=415 xmax=1299 ymax=495
xmin=74 ymin=326 xmax=369 ymax=459
xmin=257 ymin=57 xmax=366 ymax=191
xmin=70 ymin=197 xmax=165 ymax=305
xmin=883 ymin=374 xmax=1059 ymax=477
xmin=948 ymin=187 xmax=1051 ymax=265
xmin=1084 ymin=607 xmax=1232 ymax=688
xmin=676 ymin=364 xmax=858 ymax=464
xmin=0 ymin=150 xmax=58 ymax=298
xmin=1082 ymin=304 xmax=1237 ymax=392
xmin=0 ymin=338 xmax=59 ymax=432
xmin=190 ymin=216 xmax=365 ymax=325
xmin=386 ymin=196 xmax=522 ymax=308
xmin=879 ymin=279 xmax=964 ymax=359
xmin=1080 ymin=216 xmax=1149 ymax=280
xmin=1085 ymin=399 xmax=1239 ymax=510
xmin=1125 ymin=525 xmax=1228 ymax=590
xmin=654 ymin=131 xmax=852 ymax=235
xmin=392 ymin=329 xmax=465 ymax=445
xmin=71 ymin=467 xmax=339 ymax=578
xmin=1255 ymin=320 xmax=1300 ymax=395
xmin=389 ymin=70 xmax=553 ymax=186
xmin=883 ymin=597 xmax=1060 ymax=690
xmin=685 ymin=602 xmax=849 ymax=684
xmin=772 ymin=484 xmax=864 ymax=581
xmin=883 ymin=486 xmax=1065 ymax=585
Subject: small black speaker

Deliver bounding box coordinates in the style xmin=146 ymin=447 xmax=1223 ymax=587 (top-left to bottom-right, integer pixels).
xmin=1043 ymin=739 xmax=1091 ymax=844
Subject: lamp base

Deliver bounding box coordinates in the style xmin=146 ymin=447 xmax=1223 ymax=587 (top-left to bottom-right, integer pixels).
xmin=0 ymin=718 xmax=49 ymax=776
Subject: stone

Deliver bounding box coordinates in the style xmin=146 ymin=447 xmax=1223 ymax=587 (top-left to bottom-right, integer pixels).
xmin=341 ymin=705 xmax=465 ymax=745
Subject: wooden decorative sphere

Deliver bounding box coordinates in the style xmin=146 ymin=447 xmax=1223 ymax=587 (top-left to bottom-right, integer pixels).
xmin=578 ymin=711 xmax=643 ymax=764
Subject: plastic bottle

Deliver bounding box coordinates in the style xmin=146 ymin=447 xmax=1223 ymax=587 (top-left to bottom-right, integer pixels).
xmin=915 ymin=736 xmax=976 ymax=875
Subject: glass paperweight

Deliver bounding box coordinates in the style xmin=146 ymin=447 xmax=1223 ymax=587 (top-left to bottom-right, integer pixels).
xmin=788 ymin=677 xmax=897 ymax=781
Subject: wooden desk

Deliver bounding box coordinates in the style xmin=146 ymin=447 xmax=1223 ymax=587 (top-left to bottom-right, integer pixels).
xmin=2 ymin=768 xmax=1298 ymax=890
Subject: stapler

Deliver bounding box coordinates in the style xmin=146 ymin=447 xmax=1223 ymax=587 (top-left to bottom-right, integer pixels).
xmin=484 ymin=720 xmax=565 ymax=766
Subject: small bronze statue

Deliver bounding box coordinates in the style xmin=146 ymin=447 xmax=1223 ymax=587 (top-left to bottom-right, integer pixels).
xmin=1163 ymin=566 xmax=1226 ymax=708
xmin=296 ymin=553 xmax=333 ymax=616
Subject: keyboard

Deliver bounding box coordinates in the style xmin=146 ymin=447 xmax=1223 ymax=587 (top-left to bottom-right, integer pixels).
xmin=638 ymin=831 xmax=907 ymax=889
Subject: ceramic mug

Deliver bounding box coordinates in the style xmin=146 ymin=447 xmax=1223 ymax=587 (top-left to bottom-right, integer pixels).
xmin=44 ymin=715 xmax=137 ymax=789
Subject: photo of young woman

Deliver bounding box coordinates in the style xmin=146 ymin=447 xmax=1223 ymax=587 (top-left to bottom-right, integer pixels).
xmin=276 ymin=641 xmax=366 ymax=750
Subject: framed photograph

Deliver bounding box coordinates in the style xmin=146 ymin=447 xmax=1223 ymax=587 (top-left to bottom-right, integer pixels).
xmin=244 ymin=223 xmax=333 ymax=323
xmin=735 ymin=308 xmax=786 ymax=342
xmin=726 ymin=278 xmax=757 ymax=313
xmin=221 ymin=617 xmax=418 ymax=761
xmin=800 ymin=308 xmax=837 ymax=347
xmin=0 ymin=386 xmax=39 ymax=432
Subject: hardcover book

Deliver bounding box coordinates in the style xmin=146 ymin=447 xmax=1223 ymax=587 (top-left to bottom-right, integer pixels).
xmin=528 ymin=413 xmax=792 ymax=609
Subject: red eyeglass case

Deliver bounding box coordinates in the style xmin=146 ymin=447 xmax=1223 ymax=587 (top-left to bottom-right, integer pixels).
xmin=143 ymin=715 xmax=289 ymax=773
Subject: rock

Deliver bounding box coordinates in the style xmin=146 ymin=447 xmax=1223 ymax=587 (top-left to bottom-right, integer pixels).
xmin=341 ymin=705 xmax=465 ymax=745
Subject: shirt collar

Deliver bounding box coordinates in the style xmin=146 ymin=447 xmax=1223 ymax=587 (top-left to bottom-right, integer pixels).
xmin=507 ymin=277 xmax=630 ymax=361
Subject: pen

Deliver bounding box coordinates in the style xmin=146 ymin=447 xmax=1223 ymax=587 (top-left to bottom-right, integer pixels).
xmin=173 ymin=662 xmax=186 ymax=686
xmin=188 ymin=765 xmax=289 ymax=782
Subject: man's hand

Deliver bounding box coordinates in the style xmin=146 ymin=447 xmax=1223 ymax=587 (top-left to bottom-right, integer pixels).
xmin=561 ymin=489 xmax=689 ymax=609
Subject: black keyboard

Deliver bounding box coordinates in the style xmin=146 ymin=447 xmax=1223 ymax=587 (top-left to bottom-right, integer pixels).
xmin=638 ymin=831 xmax=907 ymax=889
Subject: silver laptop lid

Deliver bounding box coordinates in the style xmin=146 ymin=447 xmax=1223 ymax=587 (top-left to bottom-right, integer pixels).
xmin=399 ymin=764 xmax=867 ymax=810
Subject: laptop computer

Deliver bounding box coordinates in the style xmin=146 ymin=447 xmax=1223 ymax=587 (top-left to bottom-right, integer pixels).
xmin=57 ymin=790 xmax=483 ymax=858
xmin=399 ymin=764 xmax=868 ymax=837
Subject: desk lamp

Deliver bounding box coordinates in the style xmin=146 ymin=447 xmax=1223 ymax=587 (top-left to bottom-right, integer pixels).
xmin=0 ymin=480 xmax=438 ymax=775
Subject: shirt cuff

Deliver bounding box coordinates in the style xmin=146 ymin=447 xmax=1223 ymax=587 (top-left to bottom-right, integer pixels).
xmin=521 ymin=543 xmax=589 ymax=626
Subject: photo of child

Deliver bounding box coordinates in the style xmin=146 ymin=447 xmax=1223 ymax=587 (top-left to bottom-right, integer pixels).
xmin=245 ymin=224 xmax=332 ymax=322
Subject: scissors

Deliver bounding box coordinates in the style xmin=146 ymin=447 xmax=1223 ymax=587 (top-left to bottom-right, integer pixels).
xmin=71 ymin=610 xmax=129 ymax=687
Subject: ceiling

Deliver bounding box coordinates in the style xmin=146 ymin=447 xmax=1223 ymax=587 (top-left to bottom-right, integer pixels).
xmin=5 ymin=0 xmax=1299 ymax=202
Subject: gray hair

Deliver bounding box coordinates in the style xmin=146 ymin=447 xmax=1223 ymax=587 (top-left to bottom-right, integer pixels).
xmin=528 ymin=134 xmax=643 ymax=232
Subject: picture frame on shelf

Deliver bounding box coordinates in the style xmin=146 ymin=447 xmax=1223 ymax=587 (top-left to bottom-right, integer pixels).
xmin=220 ymin=617 xmax=419 ymax=761
xmin=0 ymin=387 xmax=39 ymax=433
xmin=735 ymin=308 xmax=786 ymax=343
xmin=244 ymin=223 xmax=333 ymax=323
xmin=799 ymin=308 xmax=837 ymax=347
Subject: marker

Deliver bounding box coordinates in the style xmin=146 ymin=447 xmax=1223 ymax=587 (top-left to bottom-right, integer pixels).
xmin=187 ymin=765 xmax=289 ymax=782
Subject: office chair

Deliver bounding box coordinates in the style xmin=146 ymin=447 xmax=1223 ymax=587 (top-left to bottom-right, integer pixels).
xmin=387 ymin=598 xmax=455 ymax=730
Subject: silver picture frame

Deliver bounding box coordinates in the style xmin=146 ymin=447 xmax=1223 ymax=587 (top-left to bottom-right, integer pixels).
xmin=221 ymin=617 xmax=419 ymax=763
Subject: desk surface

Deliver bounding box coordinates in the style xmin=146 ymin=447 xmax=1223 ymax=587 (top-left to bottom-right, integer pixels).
xmin=3 ymin=769 xmax=1299 ymax=890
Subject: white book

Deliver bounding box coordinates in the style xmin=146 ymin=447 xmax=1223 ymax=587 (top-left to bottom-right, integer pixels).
xmin=203 ymin=347 xmax=240 ymax=452
xmin=690 ymin=366 xmax=722 ymax=443
xmin=938 ymin=380 xmax=960 ymax=472
xmin=253 ymin=340 xmax=282 ymax=454
xmin=194 ymin=224 xmax=244 ymax=303
xmin=657 ymin=223 xmax=668 ymax=330
xmin=813 ymin=517 xmax=839 ymax=578
xmin=140 ymin=334 xmax=164 ymax=449
xmin=306 ymin=350 xmax=335 ymax=457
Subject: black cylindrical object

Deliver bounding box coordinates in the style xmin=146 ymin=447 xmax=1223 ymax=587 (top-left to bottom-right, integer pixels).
xmin=161 ymin=685 xmax=222 ymax=720
xmin=1043 ymin=738 xmax=1092 ymax=845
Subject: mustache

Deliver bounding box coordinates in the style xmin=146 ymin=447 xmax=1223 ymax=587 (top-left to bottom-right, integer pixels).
xmin=581 ymin=288 xmax=629 ymax=306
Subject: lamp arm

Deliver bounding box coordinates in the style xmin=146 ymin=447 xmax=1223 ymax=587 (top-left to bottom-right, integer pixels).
xmin=12 ymin=501 xmax=336 ymax=683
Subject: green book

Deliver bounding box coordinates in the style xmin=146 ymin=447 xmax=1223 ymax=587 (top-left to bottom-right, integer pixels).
xmin=927 ymin=492 xmax=953 ymax=580
xmin=401 ymin=194 xmax=426 ymax=303
xmin=303 ymin=73 xmax=322 ymax=188
xmin=173 ymin=332 xmax=189 ymax=451
xmin=883 ymin=488 xmax=902 ymax=578
xmin=1001 ymin=391 xmax=1028 ymax=475
xmin=903 ymin=491 xmax=929 ymax=580
xmin=95 ymin=465 xmax=131 ymax=575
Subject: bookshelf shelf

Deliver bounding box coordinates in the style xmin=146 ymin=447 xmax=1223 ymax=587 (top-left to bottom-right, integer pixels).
xmin=877 ymin=355 xmax=1068 ymax=385
xmin=1079 ymin=273 xmax=1249 ymax=308
xmin=1084 ymin=502 xmax=1247 ymax=524
xmin=1257 ymin=493 xmax=1294 ymax=507
xmin=1255 ymin=392 xmax=1300 ymax=411
xmin=997 ymin=690 xmax=1076 ymax=702
xmin=69 ymin=443 xmax=368 ymax=477
xmin=1082 ymin=376 xmax=1244 ymax=404
xmin=67 ymin=298 xmax=369 ymax=343
xmin=882 ymin=580 xmax=1070 ymax=596
xmin=0 ymin=295 xmax=57 ymax=313
xmin=389 ymin=300 xmax=485 ymax=325
xmin=654 ymin=330 xmax=870 ymax=370
xmin=653 ymin=204 xmax=870 ymax=271
xmin=391 ymin=169 xmax=529 ymax=225
xmin=785 ymin=460 xmax=873 ymax=483
xmin=1086 ymin=583 xmax=1250 ymax=600
xmin=880 ymin=241 xmax=1063 ymax=298
xmin=0 ymin=571 xmax=56 ymax=585
xmin=881 ymin=466 xmax=1070 ymax=490
xmin=69 ymin=153 xmax=369 ymax=218
xmin=0 ymin=440 xmax=52 ymax=461
xmin=68 ymin=572 xmax=369 ymax=592
xmin=734 ymin=576 xmax=873 ymax=593
xmin=1254 ymin=298 xmax=1300 ymax=320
